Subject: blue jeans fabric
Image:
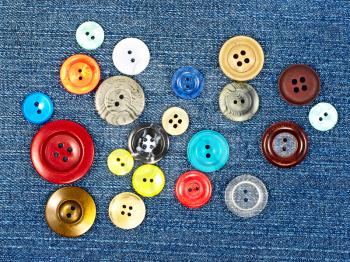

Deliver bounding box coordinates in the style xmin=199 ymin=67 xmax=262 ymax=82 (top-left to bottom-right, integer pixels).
xmin=1 ymin=0 xmax=350 ymax=261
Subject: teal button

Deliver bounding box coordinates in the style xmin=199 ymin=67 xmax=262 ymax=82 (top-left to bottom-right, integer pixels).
xmin=76 ymin=21 xmax=104 ymax=50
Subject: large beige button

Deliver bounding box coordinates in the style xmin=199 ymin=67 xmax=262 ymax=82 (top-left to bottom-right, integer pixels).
xmin=161 ymin=107 xmax=189 ymax=136
xmin=219 ymin=36 xmax=264 ymax=81
xmin=108 ymin=192 xmax=146 ymax=230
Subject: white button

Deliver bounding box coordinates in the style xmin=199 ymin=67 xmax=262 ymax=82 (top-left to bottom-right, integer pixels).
xmin=309 ymin=102 xmax=338 ymax=131
xmin=112 ymin=38 xmax=150 ymax=75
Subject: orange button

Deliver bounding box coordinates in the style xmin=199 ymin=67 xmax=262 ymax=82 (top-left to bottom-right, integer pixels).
xmin=60 ymin=54 xmax=100 ymax=95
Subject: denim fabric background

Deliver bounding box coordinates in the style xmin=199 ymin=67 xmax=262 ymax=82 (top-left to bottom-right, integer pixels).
xmin=1 ymin=0 xmax=350 ymax=261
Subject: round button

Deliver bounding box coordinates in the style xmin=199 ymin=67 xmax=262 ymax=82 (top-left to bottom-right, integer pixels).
xmin=171 ymin=66 xmax=205 ymax=99
xmin=60 ymin=54 xmax=100 ymax=95
xmin=279 ymin=64 xmax=320 ymax=105
xmin=175 ymin=170 xmax=212 ymax=208
xmin=112 ymin=38 xmax=150 ymax=75
xmin=107 ymin=149 xmax=134 ymax=176
xmin=309 ymin=102 xmax=338 ymax=131
xmin=22 ymin=92 xmax=53 ymax=124
xmin=225 ymin=175 xmax=268 ymax=218
xmin=219 ymin=82 xmax=259 ymax=122
xmin=45 ymin=187 xmax=96 ymax=237
xmin=109 ymin=192 xmax=146 ymax=230
xmin=76 ymin=21 xmax=104 ymax=50
xmin=31 ymin=120 xmax=94 ymax=184
xmin=261 ymin=121 xmax=308 ymax=168
xmin=95 ymin=76 xmax=145 ymax=126
xmin=161 ymin=107 xmax=189 ymax=136
xmin=132 ymin=164 xmax=165 ymax=197
xmin=187 ymin=130 xmax=229 ymax=172
xmin=128 ymin=123 xmax=169 ymax=164
xmin=219 ymin=36 xmax=264 ymax=81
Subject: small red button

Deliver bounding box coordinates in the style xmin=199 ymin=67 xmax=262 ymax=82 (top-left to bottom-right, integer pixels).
xmin=31 ymin=120 xmax=94 ymax=184
xmin=175 ymin=170 xmax=212 ymax=208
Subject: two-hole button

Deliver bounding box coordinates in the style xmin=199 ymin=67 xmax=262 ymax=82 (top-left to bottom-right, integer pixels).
xmin=22 ymin=92 xmax=54 ymax=124
xmin=76 ymin=21 xmax=104 ymax=50
xmin=132 ymin=164 xmax=165 ymax=197
xmin=107 ymin=149 xmax=134 ymax=176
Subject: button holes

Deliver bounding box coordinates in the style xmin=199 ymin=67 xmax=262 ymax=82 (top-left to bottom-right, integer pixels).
xmin=149 ymin=145 xmax=154 ymax=149
xmin=174 ymin=114 xmax=178 ymax=118
xmin=244 ymin=58 xmax=250 ymax=64
xmin=150 ymin=179 xmax=154 ymax=183
xmin=319 ymin=117 xmax=323 ymax=121
xmin=71 ymin=206 xmax=75 ymax=211
xmin=67 ymin=213 xmax=72 ymax=218
xmin=186 ymin=84 xmax=190 ymax=88
xmin=169 ymin=119 xmax=173 ymax=124
xmin=188 ymin=188 xmax=192 ymax=192
xmin=131 ymin=58 xmax=135 ymax=63
xmin=293 ymin=87 xmax=299 ymax=93
xmin=116 ymin=158 xmax=120 ymax=162
xmin=324 ymin=112 xmax=328 ymax=117
xmin=121 ymin=163 xmax=125 ymax=167
xmin=234 ymin=100 xmax=237 ymax=104
xmin=143 ymin=178 xmax=147 ymax=182
xmin=240 ymin=50 xmax=246 ymax=55
xmin=127 ymin=213 xmax=131 ymax=216
xmin=283 ymin=138 xmax=288 ymax=142
xmin=128 ymin=50 xmax=132 ymax=54
xmin=178 ymin=119 xmax=182 ymax=124
xmin=237 ymin=61 xmax=242 ymax=67
xmin=142 ymin=145 xmax=147 ymax=150
xmin=34 ymin=102 xmax=39 ymax=107
xmin=233 ymin=54 xmax=239 ymax=59
xmin=244 ymin=198 xmax=248 ymax=202
xmin=79 ymin=76 xmax=83 ymax=80
xmin=205 ymin=145 xmax=210 ymax=149
xmin=58 ymin=143 xmax=63 ymax=148
xmin=150 ymin=138 xmax=155 ymax=142
xmin=85 ymin=32 xmax=90 ymax=36
xmin=91 ymin=36 xmax=95 ymax=40
xmin=121 ymin=211 xmax=125 ymax=215
xmin=206 ymin=153 xmax=211 ymax=158
xmin=67 ymin=147 xmax=73 ymax=153
xmin=122 ymin=205 xmax=126 ymax=208
xmin=78 ymin=69 xmax=82 ymax=73
xmin=129 ymin=206 xmax=133 ymax=210
xmin=173 ymin=124 xmax=178 ymax=129
xmin=186 ymin=77 xmax=190 ymax=81
xmin=143 ymin=137 xmax=148 ymax=142
xmin=302 ymin=85 xmax=308 ymax=91
xmin=195 ymin=187 xmax=200 ymax=191
xmin=300 ymin=77 xmax=306 ymax=83
xmin=63 ymin=156 xmax=68 ymax=162
xmin=119 ymin=95 xmax=124 ymax=99
xmin=115 ymin=102 xmax=119 ymax=107
xmin=282 ymin=146 xmax=287 ymax=151
xmin=241 ymin=99 xmax=245 ymax=104
xmin=37 ymin=110 xmax=42 ymax=114
xmin=54 ymin=152 xmax=59 ymax=158
xmin=292 ymin=79 xmax=298 ymax=85
xmin=243 ymin=189 xmax=248 ymax=194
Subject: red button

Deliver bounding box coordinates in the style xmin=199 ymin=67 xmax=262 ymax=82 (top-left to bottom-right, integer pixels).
xmin=31 ymin=120 xmax=94 ymax=184
xmin=175 ymin=170 xmax=212 ymax=208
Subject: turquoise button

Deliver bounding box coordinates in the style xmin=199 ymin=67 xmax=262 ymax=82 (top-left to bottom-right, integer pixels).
xmin=187 ymin=130 xmax=229 ymax=172
xmin=22 ymin=92 xmax=53 ymax=124
xmin=76 ymin=21 xmax=104 ymax=50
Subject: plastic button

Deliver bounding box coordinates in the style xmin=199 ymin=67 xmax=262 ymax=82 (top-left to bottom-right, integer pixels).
xmin=219 ymin=82 xmax=259 ymax=122
xmin=22 ymin=92 xmax=53 ymax=124
xmin=132 ymin=164 xmax=165 ymax=197
xmin=95 ymin=76 xmax=145 ymax=126
xmin=107 ymin=149 xmax=134 ymax=176
xmin=309 ymin=102 xmax=338 ymax=131
xmin=175 ymin=170 xmax=212 ymax=208
xmin=161 ymin=107 xmax=189 ymax=136
xmin=187 ymin=130 xmax=229 ymax=172
xmin=76 ymin=21 xmax=104 ymax=50
xmin=171 ymin=66 xmax=205 ymax=99
xmin=31 ymin=120 xmax=94 ymax=184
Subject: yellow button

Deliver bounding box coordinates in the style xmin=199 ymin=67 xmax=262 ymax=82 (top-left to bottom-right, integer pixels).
xmin=107 ymin=149 xmax=134 ymax=176
xmin=109 ymin=192 xmax=146 ymax=230
xmin=132 ymin=164 xmax=165 ymax=197
xmin=161 ymin=107 xmax=189 ymax=136
xmin=219 ymin=36 xmax=264 ymax=81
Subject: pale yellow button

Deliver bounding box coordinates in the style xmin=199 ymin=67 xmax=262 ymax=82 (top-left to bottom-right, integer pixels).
xmin=107 ymin=149 xmax=134 ymax=176
xmin=132 ymin=164 xmax=165 ymax=197
xmin=219 ymin=36 xmax=264 ymax=81
xmin=161 ymin=107 xmax=189 ymax=136
xmin=108 ymin=192 xmax=146 ymax=230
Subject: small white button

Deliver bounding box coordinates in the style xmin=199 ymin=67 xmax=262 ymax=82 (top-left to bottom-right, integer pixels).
xmin=309 ymin=102 xmax=338 ymax=131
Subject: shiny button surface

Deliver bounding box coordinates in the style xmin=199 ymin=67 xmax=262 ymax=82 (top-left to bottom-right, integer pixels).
xmin=132 ymin=164 xmax=165 ymax=197
xmin=22 ymin=92 xmax=53 ymax=124
xmin=107 ymin=149 xmax=134 ymax=176
xmin=76 ymin=21 xmax=104 ymax=50
xmin=171 ymin=66 xmax=205 ymax=99
xmin=309 ymin=102 xmax=338 ymax=131
xmin=161 ymin=107 xmax=189 ymax=136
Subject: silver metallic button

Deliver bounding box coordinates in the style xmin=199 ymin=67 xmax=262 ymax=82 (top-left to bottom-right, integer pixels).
xmin=308 ymin=102 xmax=338 ymax=131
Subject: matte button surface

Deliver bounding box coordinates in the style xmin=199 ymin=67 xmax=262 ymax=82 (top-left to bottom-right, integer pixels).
xmin=132 ymin=164 xmax=165 ymax=197
xmin=95 ymin=76 xmax=145 ymax=126
xmin=112 ymin=38 xmax=150 ymax=75
xmin=225 ymin=175 xmax=268 ymax=218
xmin=107 ymin=149 xmax=134 ymax=176
xmin=175 ymin=170 xmax=212 ymax=208
xmin=60 ymin=54 xmax=100 ymax=94
xmin=171 ymin=66 xmax=205 ymax=99
xmin=161 ymin=107 xmax=189 ymax=136
xmin=309 ymin=102 xmax=338 ymax=131
xmin=279 ymin=64 xmax=320 ymax=105
xmin=22 ymin=92 xmax=53 ymax=124
xmin=219 ymin=36 xmax=264 ymax=81
xmin=128 ymin=123 xmax=169 ymax=164
xmin=219 ymin=82 xmax=259 ymax=122
xmin=45 ymin=187 xmax=96 ymax=237
xmin=31 ymin=120 xmax=94 ymax=184
xmin=76 ymin=21 xmax=104 ymax=50
xmin=261 ymin=121 xmax=308 ymax=168
xmin=187 ymin=130 xmax=229 ymax=172
xmin=109 ymin=192 xmax=146 ymax=230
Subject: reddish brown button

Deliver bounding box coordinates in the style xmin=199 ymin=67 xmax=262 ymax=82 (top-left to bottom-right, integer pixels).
xmin=278 ymin=64 xmax=320 ymax=105
xmin=261 ymin=121 xmax=308 ymax=168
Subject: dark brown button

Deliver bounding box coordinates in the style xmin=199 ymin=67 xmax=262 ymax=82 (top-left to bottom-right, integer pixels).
xmin=261 ymin=121 xmax=308 ymax=168
xmin=278 ymin=64 xmax=320 ymax=105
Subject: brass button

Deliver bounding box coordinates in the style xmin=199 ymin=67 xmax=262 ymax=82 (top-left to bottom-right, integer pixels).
xmin=45 ymin=187 xmax=96 ymax=237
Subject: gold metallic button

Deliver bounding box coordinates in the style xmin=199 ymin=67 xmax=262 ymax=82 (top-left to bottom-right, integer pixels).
xmin=161 ymin=107 xmax=189 ymax=136
xmin=45 ymin=187 xmax=96 ymax=238
xmin=219 ymin=36 xmax=264 ymax=81
xmin=107 ymin=149 xmax=134 ymax=176
xmin=109 ymin=192 xmax=146 ymax=230
xmin=132 ymin=164 xmax=165 ymax=197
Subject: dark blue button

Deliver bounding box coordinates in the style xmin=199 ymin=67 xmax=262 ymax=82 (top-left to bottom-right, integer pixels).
xmin=22 ymin=92 xmax=53 ymax=124
xmin=171 ymin=66 xmax=204 ymax=99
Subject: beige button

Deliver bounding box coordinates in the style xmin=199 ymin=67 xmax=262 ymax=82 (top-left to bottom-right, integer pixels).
xmin=161 ymin=107 xmax=189 ymax=136
xmin=219 ymin=36 xmax=264 ymax=81
xmin=108 ymin=192 xmax=146 ymax=230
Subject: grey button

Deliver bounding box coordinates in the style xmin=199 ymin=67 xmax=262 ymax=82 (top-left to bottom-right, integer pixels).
xmin=225 ymin=174 xmax=268 ymax=218
xmin=272 ymin=132 xmax=298 ymax=158
xmin=219 ymin=82 xmax=259 ymax=122
xmin=95 ymin=76 xmax=145 ymax=126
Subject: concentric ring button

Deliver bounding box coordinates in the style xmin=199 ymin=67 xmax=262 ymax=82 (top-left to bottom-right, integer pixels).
xmin=309 ymin=102 xmax=338 ymax=131
xmin=132 ymin=164 xmax=165 ymax=197
xmin=171 ymin=66 xmax=205 ymax=99
xmin=161 ymin=107 xmax=189 ymax=136
xmin=76 ymin=21 xmax=104 ymax=50
xmin=107 ymin=149 xmax=134 ymax=176
xmin=22 ymin=92 xmax=53 ymax=124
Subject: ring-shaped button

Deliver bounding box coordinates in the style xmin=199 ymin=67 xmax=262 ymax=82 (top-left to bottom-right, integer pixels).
xmin=171 ymin=66 xmax=205 ymax=99
xmin=308 ymin=102 xmax=338 ymax=131
xmin=76 ymin=21 xmax=104 ymax=50
xmin=107 ymin=149 xmax=134 ymax=176
xmin=22 ymin=92 xmax=54 ymax=124
xmin=132 ymin=164 xmax=165 ymax=197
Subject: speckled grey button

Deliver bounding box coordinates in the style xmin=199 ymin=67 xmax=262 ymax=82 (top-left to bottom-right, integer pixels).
xmin=272 ymin=132 xmax=298 ymax=158
xmin=95 ymin=76 xmax=145 ymax=126
xmin=309 ymin=102 xmax=338 ymax=131
xmin=219 ymin=82 xmax=259 ymax=122
xmin=225 ymin=174 xmax=268 ymax=218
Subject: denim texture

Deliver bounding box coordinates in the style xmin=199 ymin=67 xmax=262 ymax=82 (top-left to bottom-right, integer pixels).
xmin=1 ymin=0 xmax=350 ymax=261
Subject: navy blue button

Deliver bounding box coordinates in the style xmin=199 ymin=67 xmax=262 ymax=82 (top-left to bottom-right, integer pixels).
xmin=171 ymin=66 xmax=204 ymax=99
xmin=22 ymin=92 xmax=53 ymax=124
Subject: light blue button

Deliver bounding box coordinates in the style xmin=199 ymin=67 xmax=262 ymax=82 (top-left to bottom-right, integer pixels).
xmin=187 ymin=130 xmax=229 ymax=172
xmin=22 ymin=92 xmax=53 ymax=124
xmin=76 ymin=21 xmax=104 ymax=50
xmin=309 ymin=102 xmax=338 ymax=131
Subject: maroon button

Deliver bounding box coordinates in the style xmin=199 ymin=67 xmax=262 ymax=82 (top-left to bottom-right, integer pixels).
xmin=278 ymin=64 xmax=320 ymax=105
xmin=261 ymin=121 xmax=308 ymax=168
xmin=31 ymin=120 xmax=94 ymax=184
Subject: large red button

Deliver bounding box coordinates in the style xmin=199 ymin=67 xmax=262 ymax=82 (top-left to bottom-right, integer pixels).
xmin=175 ymin=170 xmax=212 ymax=208
xmin=31 ymin=120 xmax=94 ymax=184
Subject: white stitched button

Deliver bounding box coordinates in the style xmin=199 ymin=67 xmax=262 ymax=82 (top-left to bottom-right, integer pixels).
xmin=76 ymin=21 xmax=104 ymax=50
xmin=309 ymin=102 xmax=338 ymax=131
